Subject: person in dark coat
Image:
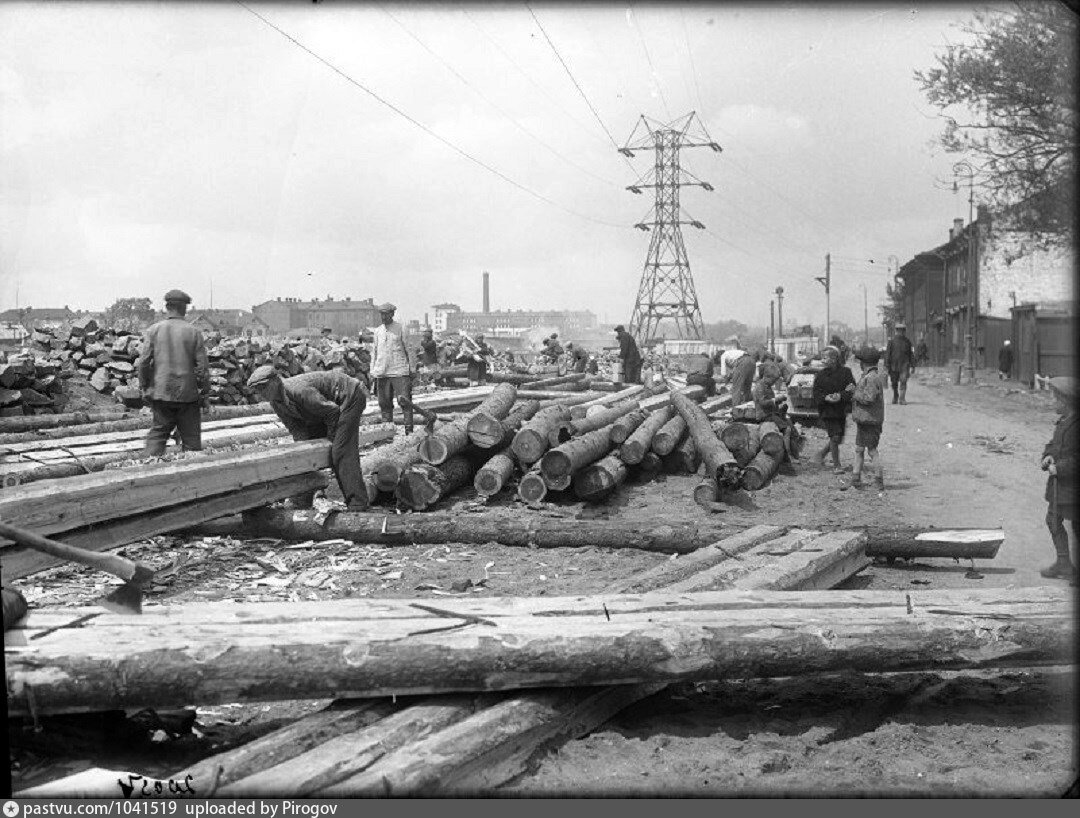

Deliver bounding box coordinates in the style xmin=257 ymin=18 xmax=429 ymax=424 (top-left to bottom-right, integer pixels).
xmin=137 ymin=289 xmax=210 ymax=456
xmin=998 ymin=340 xmax=1015 ymax=380
xmin=565 ymin=343 xmax=589 ymax=374
xmin=614 ymin=325 xmax=642 ymax=384
xmin=884 ymin=324 xmax=915 ymax=404
xmin=812 ymin=345 xmax=856 ymax=472
xmin=248 ymin=366 xmax=370 ymax=511
xmin=1039 ymin=376 xmax=1078 ymax=581
xmin=686 ymin=353 xmax=717 ymax=396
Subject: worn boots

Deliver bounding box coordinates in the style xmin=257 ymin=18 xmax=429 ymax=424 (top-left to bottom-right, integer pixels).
xmin=1040 ymin=555 xmax=1077 ymax=581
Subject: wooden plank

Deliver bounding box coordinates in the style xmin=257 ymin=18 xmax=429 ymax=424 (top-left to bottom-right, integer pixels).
xmin=864 ymin=527 xmax=1005 ymax=560
xmin=663 ymin=528 xmax=825 ymax=592
xmin=1 ymin=472 xmax=329 ymax=581
xmin=0 ymin=441 xmax=333 ymax=538
xmin=6 ymin=587 xmax=1072 ymax=716
xmin=728 ymin=531 xmax=869 ymax=591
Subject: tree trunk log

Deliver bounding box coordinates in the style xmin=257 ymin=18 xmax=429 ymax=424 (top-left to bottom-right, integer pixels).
xmin=718 ymin=422 xmax=761 ymax=468
xmin=671 ymin=390 xmax=740 ymax=488
xmin=520 ymin=373 xmax=587 ymax=390
xmin=698 ymin=394 xmax=732 ymax=416
xmin=608 ymin=408 xmax=648 ymax=445
xmin=662 ymin=433 xmax=700 ymax=474
xmin=619 ymin=406 xmax=675 ymax=464
xmin=516 ymin=467 xmax=548 ymax=505
xmin=740 ymin=450 xmax=782 ymax=490
xmin=572 ymin=453 xmax=627 ymax=502
xmin=569 ymin=385 xmax=645 ymax=419
xmin=863 ymin=527 xmax=1006 ymax=560
xmin=395 ymin=455 xmax=475 ymax=511
xmin=419 ymin=384 xmax=517 ymax=465
xmin=473 ymin=452 xmax=517 ymax=498
xmin=212 ymin=507 xmax=723 ymax=553
xmin=373 ymin=442 xmax=426 ymax=494
xmin=8 ymin=587 xmax=1071 ymax=717
xmin=693 ymin=480 xmax=718 ymax=508
xmin=551 ymin=399 xmax=639 ymax=445
xmin=510 ymin=405 xmax=571 ymax=465
xmin=758 ymin=420 xmax=786 ymax=457
xmin=486 ymin=373 xmax=536 ymax=386
xmin=540 ymin=424 xmax=616 ymax=483
xmin=651 ymin=414 xmax=687 ymax=456
xmin=637 ymin=451 xmax=663 ymax=475
xmin=467 ymin=400 xmax=539 ymax=449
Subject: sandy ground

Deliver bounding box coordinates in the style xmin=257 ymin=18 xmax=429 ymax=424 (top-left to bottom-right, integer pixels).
xmin=8 ymin=366 xmax=1078 ymax=797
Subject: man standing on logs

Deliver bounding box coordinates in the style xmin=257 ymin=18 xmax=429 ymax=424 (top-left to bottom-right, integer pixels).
xmin=137 ymin=289 xmax=210 ymax=456
xmin=884 ymin=323 xmax=915 ymax=405
xmin=371 ymin=303 xmax=416 ymax=434
xmin=246 ymin=365 xmax=370 ymax=511
xmin=1039 ymin=377 xmax=1077 ymax=582
xmin=614 ymin=325 xmax=642 ymax=384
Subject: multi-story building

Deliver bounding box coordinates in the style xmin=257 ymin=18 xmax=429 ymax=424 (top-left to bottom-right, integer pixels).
xmin=431 ymin=304 xmax=598 ymax=338
xmin=897 ymin=202 xmax=1074 ymax=380
xmin=252 ymin=296 xmax=381 ymax=338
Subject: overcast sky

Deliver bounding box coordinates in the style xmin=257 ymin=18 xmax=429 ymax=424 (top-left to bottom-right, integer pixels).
xmin=1 ymin=1 xmax=1009 ymax=332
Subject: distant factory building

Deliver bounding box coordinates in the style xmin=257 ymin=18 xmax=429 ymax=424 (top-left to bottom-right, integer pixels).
xmin=252 ymin=296 xmax=381 ymax=338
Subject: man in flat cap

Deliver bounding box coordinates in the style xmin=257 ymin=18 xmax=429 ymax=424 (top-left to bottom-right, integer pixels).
xmin=137 ymin=289 xmax=210 ymax=456
xmin=370 ymin=302 xmax=417 ymax=434
xmin=1040 ymin=376 xmax=1078 ymax=581
xmin=247 ymin=365 xmax=370 ymax=510
xmin=884 ymin=323 xmax=915 ymax=405
xmin=614 ymin=324 xmax=642 ymax=384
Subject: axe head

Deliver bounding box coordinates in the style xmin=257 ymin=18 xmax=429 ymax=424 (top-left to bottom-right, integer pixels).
xmin=98 ymin=564 xmax=154 ymax=615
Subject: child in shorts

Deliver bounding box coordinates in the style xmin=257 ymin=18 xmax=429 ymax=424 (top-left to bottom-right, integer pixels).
xmin=848 ymin=345 xmax=886 ymax=489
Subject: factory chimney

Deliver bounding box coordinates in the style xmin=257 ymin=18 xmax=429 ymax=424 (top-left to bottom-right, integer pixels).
xmin=482 ymin=271 xmax=490 ymax=314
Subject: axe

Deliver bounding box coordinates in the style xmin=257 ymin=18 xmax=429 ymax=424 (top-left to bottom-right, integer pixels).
xmin=0 ymin=521 xmax=153 ymax=615
xmin=397 ymin=396 xmax=438 ymax=435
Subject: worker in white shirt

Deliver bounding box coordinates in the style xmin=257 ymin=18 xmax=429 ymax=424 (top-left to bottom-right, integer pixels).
xmin=370 ymin=302 xmax=417 ymax=434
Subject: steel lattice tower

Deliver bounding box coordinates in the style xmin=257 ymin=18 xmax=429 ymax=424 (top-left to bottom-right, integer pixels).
xmin=621 ymin=113 xmax=721 ymax=343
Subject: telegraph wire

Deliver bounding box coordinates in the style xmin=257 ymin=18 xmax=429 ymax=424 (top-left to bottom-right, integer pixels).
xmin=628 ymin=7 xmax=673 ymax=121
xmin=526 ymin=5 xmax=622 ymax=153
xmin=381 ymin=5 xmax=621 ymax=188
xmin=233 ymin=1 xmax=626 ymax=229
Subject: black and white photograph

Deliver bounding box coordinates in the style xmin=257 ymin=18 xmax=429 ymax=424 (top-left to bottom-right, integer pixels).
xmin=1 ymin=0 xmax=1076 ymax=799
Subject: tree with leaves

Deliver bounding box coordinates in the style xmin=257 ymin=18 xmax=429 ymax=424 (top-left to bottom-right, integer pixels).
xmin=105 ymin=297 xmax=156 ymax=332
xmin=915 ymin=3 xmax=1076 ymax=239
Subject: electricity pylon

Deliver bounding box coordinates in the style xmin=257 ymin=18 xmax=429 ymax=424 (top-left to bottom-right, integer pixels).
xmin=621 ymin=112 xmax=721 ymax=343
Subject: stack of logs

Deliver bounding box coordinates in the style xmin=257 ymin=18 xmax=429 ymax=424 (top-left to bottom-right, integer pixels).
xmin=371 ymin=380 xmax=743 ymax=512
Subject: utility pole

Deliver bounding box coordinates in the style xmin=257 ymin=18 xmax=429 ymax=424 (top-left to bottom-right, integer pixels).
xmin=769 ymin=299 xmax=776 ymax=354
xmin=621 ymin=113 xmax=721 ymax=344
xmin=863 ymin=282 xmax=868 ymax=343
xmin=775 ymin=286 xmax=784 ymax=340
xmin=815 ymin=253 xmax=831 ymax=344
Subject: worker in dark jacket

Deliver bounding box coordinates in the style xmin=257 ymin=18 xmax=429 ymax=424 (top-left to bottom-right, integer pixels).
xmin=566 ymin=343 xmax=589 ymax=374
xmin=998 ymin=340 xmax=1014 ymax=380
xmin=884 ymin=324 xmax=915 ymax=404
xmin=614 ymin=324 xmax=642 ymax=384
xmin=812 ymin=346 xmax=856 ymax=472
xmin=137 ymin=289 xmax=210 ymax=456
xmin=685 ymin=353 xmax=717 ymax=396
xmin=1040 ymin=376 xmax=1078 ymax=581
xmin=247 ymin=366 xmax=370 ymax=511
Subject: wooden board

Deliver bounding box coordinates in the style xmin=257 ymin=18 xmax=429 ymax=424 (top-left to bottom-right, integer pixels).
xmin=0 ymin=472 xmax=329 ymax=581
xmin=6 ymin=586 xmax=1071 ymax=716
xmin=0 ymin=441 xmax=333 ymax=539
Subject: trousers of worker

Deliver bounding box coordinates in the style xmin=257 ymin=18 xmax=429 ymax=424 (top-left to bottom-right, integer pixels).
xmin=729 ymin=355 xmax=756 ymax=405
xmin=376 ymin=376 xmax=414 ymax=431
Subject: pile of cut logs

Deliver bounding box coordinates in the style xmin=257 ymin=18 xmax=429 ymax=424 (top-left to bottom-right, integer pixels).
xmin=369 ymin=380 xmax=743 ymax=512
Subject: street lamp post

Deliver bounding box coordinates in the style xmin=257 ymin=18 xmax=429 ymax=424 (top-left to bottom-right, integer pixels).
xmin=815 ymin=254 xmax=831 ymax=345
xmin=953 ymin=161 xmax=977 ymax=382
xmin=775 ymin=286 xmax=784 ymax=341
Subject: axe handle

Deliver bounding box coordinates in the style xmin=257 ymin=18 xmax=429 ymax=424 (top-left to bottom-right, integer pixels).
xmin=0 ymin=520 xmax=141 ymax=583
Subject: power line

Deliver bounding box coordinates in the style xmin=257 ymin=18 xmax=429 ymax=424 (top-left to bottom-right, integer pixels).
xmin=233 ymin=1 xmax=625 ymax=229
xmin=458 ymin=5 xmax=611 ymax=150
xmin=526 ymin=5 xmax=622 ymax=153
xmin=628 ymin=7 xmax=672 ymax=120
xmin=381 ymin=5 xmax=621 ymax=188
xmin=680 ymin=8 xmax=706 ymax=115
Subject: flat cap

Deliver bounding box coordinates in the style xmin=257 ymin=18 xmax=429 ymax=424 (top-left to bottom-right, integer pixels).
xmin=895 ymin=323 xmax=907 ymax=330
xmin=614 ymin=324 xmax=625 ymax=333
xmin=377 ymin=302 xmax=396 ymax=312
xmin=1050 ymin=376 xmax=1076 ymax=400
xmin=247 ymin=364 xmax=279 ymax=387
xmin=854 ymin=345 xmax=881 ymax=364
xmin=164 ymin=289 xmax=192 ymax=304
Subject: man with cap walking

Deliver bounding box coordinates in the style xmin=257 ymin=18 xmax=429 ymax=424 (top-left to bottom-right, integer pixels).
xmin=884 ymin=324 xmax=915 ymax=404
xmin=614 ymin=325 xmax=642 ymax=384
xmin=371 ymin=303 xmax=417 ymax=434
xmin=247 ymin=366 xmax=370 ymax=510
xmin=1039 ymin=376 xmax=1077 ymax=581
xmin=137 ymin=289 xmax=210 ymax=456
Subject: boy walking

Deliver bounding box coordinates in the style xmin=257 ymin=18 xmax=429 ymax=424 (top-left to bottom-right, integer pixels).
xmin=812 ymin=346 xmax=856 ymax=472
xmin=847 ymin=345 xmax=886 ymax=490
